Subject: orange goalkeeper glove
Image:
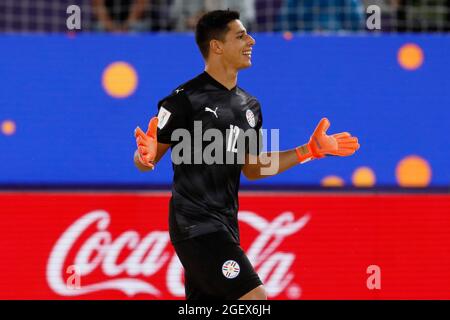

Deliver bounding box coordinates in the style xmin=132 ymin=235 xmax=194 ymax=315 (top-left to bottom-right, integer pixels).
xmin=296 ymin=118 xmax=360 ymax=164
xmin=134 ymin=117 xmax=158 ymax=169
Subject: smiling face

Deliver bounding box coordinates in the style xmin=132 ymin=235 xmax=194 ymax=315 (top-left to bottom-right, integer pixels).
xmin=216 ymin=20 xmax=256 ymax=70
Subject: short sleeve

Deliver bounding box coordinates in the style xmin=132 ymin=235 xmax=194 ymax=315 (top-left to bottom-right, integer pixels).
xmin=156 ymin=92 xmax=191 ymax=145
xmin=257 ymin=111 xmax=263 ymax=155
xmin=247 ymin=104 xmax=264 ymax=156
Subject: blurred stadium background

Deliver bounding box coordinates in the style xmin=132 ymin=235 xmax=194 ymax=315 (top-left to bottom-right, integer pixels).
xmin=0 ymin=0 xmax=449 ymax=300
xmin=1 ymin=0 xmax=450 ymax=32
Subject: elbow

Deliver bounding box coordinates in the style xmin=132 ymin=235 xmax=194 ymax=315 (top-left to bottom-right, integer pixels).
xmin=244 ymin=174 xmax=256 ymax=181
xmin=242 ymin=168 xmax=260 ymax=181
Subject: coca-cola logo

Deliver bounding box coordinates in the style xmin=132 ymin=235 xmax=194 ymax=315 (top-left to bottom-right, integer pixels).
xmin=46 ymin=210 xmax=310 ymax=298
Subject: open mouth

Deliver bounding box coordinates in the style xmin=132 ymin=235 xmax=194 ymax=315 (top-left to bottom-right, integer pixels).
xmin=243 ymin=50 xmax=252 ymax=59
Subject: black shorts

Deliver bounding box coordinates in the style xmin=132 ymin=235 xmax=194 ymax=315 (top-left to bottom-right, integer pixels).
xmin=173 ymin=231 xmax=263 ymax=300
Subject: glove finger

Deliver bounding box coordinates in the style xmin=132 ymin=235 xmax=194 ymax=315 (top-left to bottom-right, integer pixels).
xmin=136 ymin=136 xmax=149 ymax=147
xmin=338 ymin=141 xmax=359 ymax=149
xmin=134 ymin=126 xmax=147 ymax=139
xmin=139 ymin=146 xmax=149 ymax=155
xmin=333 ymin=132 xmax=351 ymax=139
xmin=337 ymin=137 xmax=357 ymax=144
xmin=337 ymin=136 xmax=358 ymax=143
xmin=343 ymin=143 xmax=361 ymax=150
xmin=338 ymin=146 xmax=359 ymax=153
xmin=138 ymin=153 xmax=149 ymax=165
xmin=146 ymin=117 xmax=159 ymax=139
xmin=338 ymin=144 xmax=360 ymax=153
xmin=141 ymin=154 xmax=150 ymax=164
xmin=336 ymin=149 xmax=356 ymax=156
xmin=312 ymin=118 xmax=330 ymax=136
xmin=141 ymin=155 xmax=155 ymax=169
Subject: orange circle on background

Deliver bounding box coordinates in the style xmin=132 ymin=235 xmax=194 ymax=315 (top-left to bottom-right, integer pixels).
xmin=102 ymin=62 xmax=138 ymax=98
xmin=398 ymin=43 xmax=424 ymax=70
xmin=2 ymin=120 xmax=16 ymax=135
xmin=352 ymin=166 xmax=376 ymax=187
xmin=321 ymin=175 xmax=344 ymax=187
xmin=396 ymin=155 xmax=431 ymax=187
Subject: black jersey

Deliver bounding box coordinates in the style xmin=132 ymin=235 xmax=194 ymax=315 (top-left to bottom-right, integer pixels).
xmin=156 ymin=72 xmax=263 ymax=244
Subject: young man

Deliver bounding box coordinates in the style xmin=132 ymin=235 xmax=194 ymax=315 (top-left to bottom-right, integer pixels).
xmin=134 ymin=10 xmax=360 ymax=300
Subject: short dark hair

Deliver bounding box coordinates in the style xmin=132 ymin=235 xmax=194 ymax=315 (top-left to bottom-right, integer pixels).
xmin=195 ymin=10 xmax=240 ymax=59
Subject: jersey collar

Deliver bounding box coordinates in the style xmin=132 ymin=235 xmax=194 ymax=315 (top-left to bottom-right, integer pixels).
xmin=202 ymin=71 xmax=237 ymax=92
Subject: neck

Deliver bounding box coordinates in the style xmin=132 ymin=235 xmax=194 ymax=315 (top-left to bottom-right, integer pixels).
xmin=204 ymin=63 xmax=238 ymax=90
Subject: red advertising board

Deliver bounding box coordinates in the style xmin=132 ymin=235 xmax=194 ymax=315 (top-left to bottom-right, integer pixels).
xmin=1 ymin=192 xmax=449 ymax=299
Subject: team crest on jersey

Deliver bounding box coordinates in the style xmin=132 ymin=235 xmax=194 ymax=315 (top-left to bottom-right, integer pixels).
xmin=246 ymin=110 xmax=256 ymax=128
xmin=157 ymin=106 xmax=171 ymax=129
xmin=222 ymin=260 xmax=240 ymax=279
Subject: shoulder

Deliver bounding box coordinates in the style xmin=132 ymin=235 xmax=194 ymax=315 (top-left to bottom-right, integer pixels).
xmin=158 ymin=90 xmax=188 ymax=109
xmin=172 ymin=73 xmax=206 ymax=94
xmin=237 ymin=86 xmax=254 ymax=97
xmin=158 ymin=73 xmax=205 ymax=108
xmin=237 ymin=87 xmax=262 ymax=111
xmin=237 ymin=86 xmax=260 ymax=103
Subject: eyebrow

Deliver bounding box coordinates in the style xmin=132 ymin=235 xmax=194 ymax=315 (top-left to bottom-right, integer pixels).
xmin=236 ymin=30 xmax=246 ymax=35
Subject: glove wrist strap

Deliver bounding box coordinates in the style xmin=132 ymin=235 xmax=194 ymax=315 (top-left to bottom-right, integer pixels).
xmin=296 ymin=144 xmax=314 ymax=164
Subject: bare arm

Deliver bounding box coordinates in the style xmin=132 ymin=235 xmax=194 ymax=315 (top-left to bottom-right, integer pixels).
xmin=242 ymin=146 xmax=306 ymax=180
xmin=242 ymin=118 xmax=360 ymax=180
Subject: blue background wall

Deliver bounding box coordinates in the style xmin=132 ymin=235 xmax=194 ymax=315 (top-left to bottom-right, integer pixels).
xmin=0 ymin=34 xmax=448 ymax=187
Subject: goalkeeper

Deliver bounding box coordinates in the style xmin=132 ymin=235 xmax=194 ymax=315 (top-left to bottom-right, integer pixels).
xmin=134 ymin=10 xmax=359 ymax=300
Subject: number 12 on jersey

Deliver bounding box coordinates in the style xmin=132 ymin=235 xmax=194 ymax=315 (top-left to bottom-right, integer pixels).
xmin=227 ymin=125 xmax=240 ymax=153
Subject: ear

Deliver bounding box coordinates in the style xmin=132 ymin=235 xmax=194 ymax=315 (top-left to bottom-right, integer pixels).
xmin=209 ymin=39 xmax=224 ymax=55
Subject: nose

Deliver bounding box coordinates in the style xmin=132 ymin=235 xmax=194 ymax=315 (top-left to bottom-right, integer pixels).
xmin=248 ymin=34 xmax=256 ymax=46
